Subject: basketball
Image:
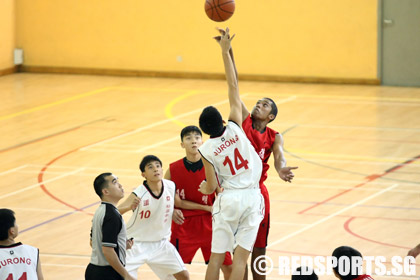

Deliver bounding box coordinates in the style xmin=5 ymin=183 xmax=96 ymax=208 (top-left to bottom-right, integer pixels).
xmin=205 ymin=0 xmax=235 ymax=22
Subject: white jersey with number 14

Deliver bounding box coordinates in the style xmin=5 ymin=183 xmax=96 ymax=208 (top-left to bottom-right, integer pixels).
xmin=0 ymin=243 xmax=39 ymax=280
xmin=199 ymin=121 xmax=262 ymax=190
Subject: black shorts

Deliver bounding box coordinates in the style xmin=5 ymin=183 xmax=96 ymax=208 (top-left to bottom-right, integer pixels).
xmin=85 ymin=263 xmax=124 ymax=280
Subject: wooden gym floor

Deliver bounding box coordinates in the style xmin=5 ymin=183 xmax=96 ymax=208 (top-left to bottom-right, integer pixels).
xmin=0 ymin=73 xmax=419 ymax=279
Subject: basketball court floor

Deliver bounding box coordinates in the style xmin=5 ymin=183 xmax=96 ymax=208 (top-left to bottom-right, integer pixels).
xmin=0 ymin=73 xmax=419 ymax=279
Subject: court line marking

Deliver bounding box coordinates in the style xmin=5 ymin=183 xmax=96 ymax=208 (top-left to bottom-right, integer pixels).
xmin=0 ymin=88 xmax=111 ymax=121
xmin=0 ymin=165 xmax=27 ymax=176
xmin=267 ymin=183 xmax=399 ymax=248
xmin=244 ymin=92 xmax=420 ymax=103
xmin=81 ymin=93 xmax=251 ymax=151
xmin=0 ymin=168 xmax=84 ymax=200
xmin=298 ymin=154 xmax=420 ymax=214
xmin=344 ymin=217 xmax=411 ymax=250
xmin=135 ymin=136 xmax=179 ymax=153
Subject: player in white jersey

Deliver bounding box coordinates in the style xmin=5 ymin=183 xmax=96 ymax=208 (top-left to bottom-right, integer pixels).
xmin=0 ymin=209 xmax=44 ymax=280
xmin=198 ymin=28 xmax=264 ymax=280
xmin=118 ymin=155 xmax=189 ymax=280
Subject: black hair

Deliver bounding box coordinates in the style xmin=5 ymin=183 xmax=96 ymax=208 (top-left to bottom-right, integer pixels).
xmin=199 ymin=106 xmax=224 ymax=137
xmin=139 ymin=155 xmax=162 ymax=172
xmin=0 ymin=209 xmax=16 ymax=240
xmin=332 ymin=246 xmax=363 ymax=280
xmin=180 ymin=125 xmax=202 ymax=140
xmin=93 ymin=172 xmax=112 ymax=198
xmin=291 ymin=266 xmax=318 ymax=280
xmin=263 ymin=97 xmax=278 ymax=122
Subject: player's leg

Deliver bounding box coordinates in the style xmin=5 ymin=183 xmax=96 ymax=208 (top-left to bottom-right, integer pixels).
xmin=173 ymin=270 xmax=190 ymax=280
xmin=125 ymin=241 xmax=146 ymax=279
xmin=231 ymin=246 xmax=251 ymax=280
xmin=205 ymin=252 xmax=226 ymax=280
xmin=148 ymin=240 xmax=189 ymax=280
xmin=251 ymin=186 xmax=270 ymax=280
xmin=250 ymin=247 xmax=267 ymax=280
xmin=220 ymin=252 xmax=233 ymax=280
xmin=202 ymin=242 xmax=232 ymax=280
xmin=236 ymin=189 xmax=265 ymax=280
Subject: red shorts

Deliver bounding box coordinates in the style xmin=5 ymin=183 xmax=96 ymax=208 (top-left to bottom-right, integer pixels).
xmin=254 ymin=183 xmax=270 ymax=248
xmin=170 ymin=214 xmax=232 ymax=265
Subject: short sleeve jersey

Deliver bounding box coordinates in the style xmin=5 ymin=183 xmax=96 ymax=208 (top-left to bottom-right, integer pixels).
xmin=0 ymin=243 xmax=39 ymax=280
xmin=90 ymin=202 xmax=127 ymax=266
xmin=199 ymin=121 xmax=262 ymax=190
xmin=242 ymin=114 xmax=278 ymax=183
xmin=169 ymin=158 xmax=215 ymax=217
xmin=126 ymin=179 xmax=175 ymax=241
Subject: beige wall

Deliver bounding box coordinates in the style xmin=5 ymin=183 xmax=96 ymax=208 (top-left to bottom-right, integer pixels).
xmin=0 ymin=0 xmax=15 ymax=71
xmin=16 ymin=0 xmax=378 ymax=80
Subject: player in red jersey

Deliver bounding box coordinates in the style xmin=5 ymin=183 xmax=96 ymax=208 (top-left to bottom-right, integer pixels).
xmin=164 ymin=125 xmax=232 ymax=279
xmin=332 ymin=246 xmax=375 ymax=280
xmin=214 ymin=28 xmax=297 ymax=280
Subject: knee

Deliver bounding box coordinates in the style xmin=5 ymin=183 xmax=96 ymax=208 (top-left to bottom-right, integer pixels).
xmin=174 ymin=270 xmax=189 ymax=280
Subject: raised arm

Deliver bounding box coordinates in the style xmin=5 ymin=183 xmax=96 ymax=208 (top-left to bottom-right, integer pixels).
xmin=272 ymin=134 xmax=298 ymax=183
xmin=216 ymin=28 xmax=249 ymax=122
xmin=216 ymin=28 xmax=242 ymax=125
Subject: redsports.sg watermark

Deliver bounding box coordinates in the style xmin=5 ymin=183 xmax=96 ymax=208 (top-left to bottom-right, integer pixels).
xmin=252 ymin=255 xmax=417 ymax=276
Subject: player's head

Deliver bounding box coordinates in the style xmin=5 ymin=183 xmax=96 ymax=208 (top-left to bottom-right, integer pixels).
xmin=93 ymin=172 xmax=124 ymax=200
xmin=332 ymin=246 xmax=363 ymax=280
xmin=199 ymin=106 xmax=224 ymax=137
xmin=291 ymin=266 xmax=318 ymax=280
xmin=139 ymin=155 xmax=163 ymax=182
xmin=180 ymin=125 xmax=203 ymax=153
xmin=180 ymin=125 xmax=202 ymax=141
xmin=251 ymin=97 xmax=278 ymax=123
xmin=0 ymin=208 xmax=17 ymax=241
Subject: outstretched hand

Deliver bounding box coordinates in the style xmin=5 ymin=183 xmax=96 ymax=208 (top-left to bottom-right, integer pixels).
xmin=279 ymin=166 xmax=298 ymax=183
xmin=213 ymin=27 xmax=235 ymax=53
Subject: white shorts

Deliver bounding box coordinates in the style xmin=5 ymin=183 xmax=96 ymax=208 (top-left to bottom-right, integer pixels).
xmin=125 ymin=239 xmax=186 ymax=280
xmin=211 ymin=188 xmax=264 ymax=254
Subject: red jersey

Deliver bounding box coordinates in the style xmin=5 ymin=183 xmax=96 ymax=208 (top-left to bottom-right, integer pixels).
xmin=354 ymin=275 xmax=374 ymax=280
xmin=169 ymin=158 xmax=215 ymax=217
xmin=242 ymin=115 xmax=278 ymax=183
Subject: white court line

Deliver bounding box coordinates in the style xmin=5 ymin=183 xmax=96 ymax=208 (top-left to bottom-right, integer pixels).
xmin=80 ymin=93 xmax=270 ymax=151
xmin=267 ymin=183 xmax=400 ymax=248
xmin=135 ymin=136 xmax=179 ymax=152
xmin=268 ymin=182 xmax=420 ymax=194
xmin=41 ymin=253 xmax=90 ymax=259
xmin=285 ymin=123 xmax=420 ymax=132
xmin=0 ymin=165 xmax=28 ymax=176
xmin=0 ymin=168 xmax=84 ymax=200
xmin=271 ymin=222 xmax=311 ymax=226
xmin=10 ymin=207 xmax=75 ymax=213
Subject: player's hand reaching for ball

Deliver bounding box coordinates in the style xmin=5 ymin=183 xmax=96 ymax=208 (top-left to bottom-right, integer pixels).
xmin=214 ymin=27 xmax=235 ymax=53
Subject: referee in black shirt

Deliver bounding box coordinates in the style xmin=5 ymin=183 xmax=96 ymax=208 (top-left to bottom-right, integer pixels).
xmin=85 ymin=173 xmax=138 ymax=280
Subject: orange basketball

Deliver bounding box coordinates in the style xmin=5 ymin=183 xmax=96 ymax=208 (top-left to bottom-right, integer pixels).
xmin=205 ymin=0 xmax=235 ymax=22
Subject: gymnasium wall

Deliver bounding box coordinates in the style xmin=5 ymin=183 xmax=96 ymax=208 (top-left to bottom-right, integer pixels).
xmin=15 ymin=0 xmax=378 ymax=82
xmin=0 ymin=0 xmax=15 ymax=74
